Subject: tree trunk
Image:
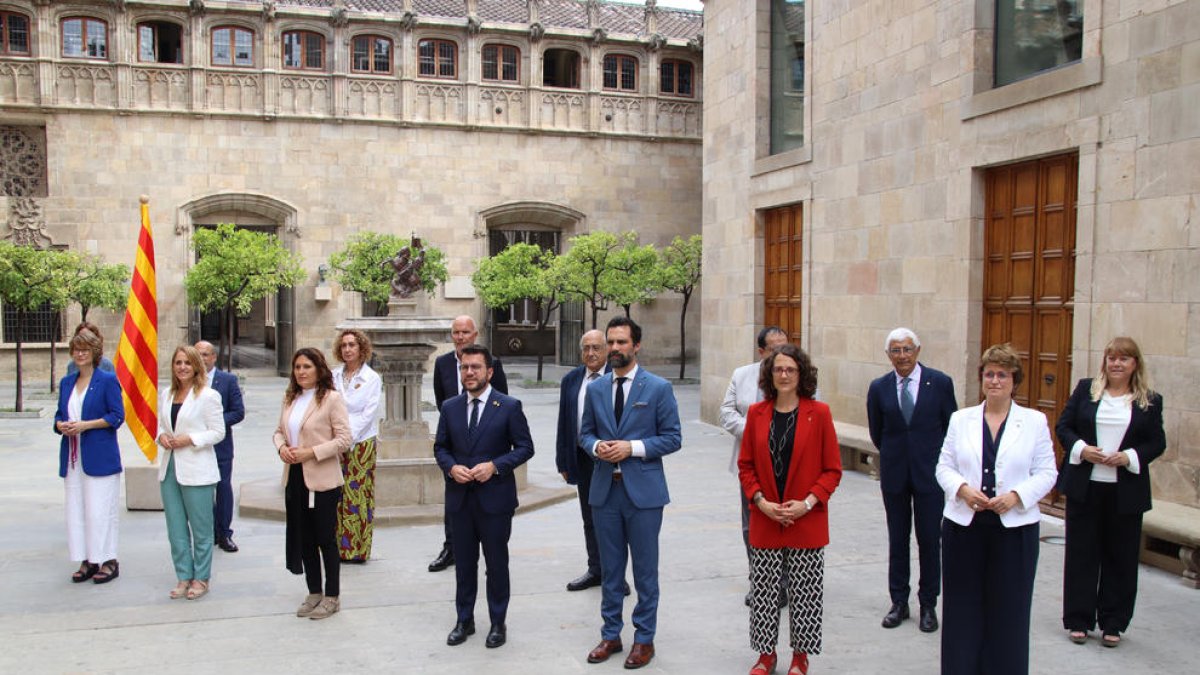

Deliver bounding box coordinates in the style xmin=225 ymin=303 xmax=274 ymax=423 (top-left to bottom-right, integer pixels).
xmin=590 ymin=301 xmax=599 ymax=330
xmin=49 ymin=334 xmax=57 ymax=393
xmin=222 ymin=305 xmax=235 ymax=370
xmin=14 ymin=309 xmax=25 ymax=412
xmin=622 ymin=304 xmax=632 ymax=319
xmin=81 ymin=305 xmax=91 ymax=322
xmin=678 ymin=291 xmax=690 ymax=380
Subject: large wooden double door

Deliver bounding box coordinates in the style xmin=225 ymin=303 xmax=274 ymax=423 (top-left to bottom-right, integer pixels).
xmin=983 ymin=153 xmax=1078 ymax=472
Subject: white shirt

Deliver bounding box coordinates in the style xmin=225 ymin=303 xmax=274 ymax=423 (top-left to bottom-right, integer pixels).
xmin=593 ymin=364 xmax=646 ymax=461
xmin=896 ymin=363 xmax=922 ymax=408
xmin=206 ymin=367 xmax=216 ymax=389
xmin=1069 ymin=392 xmax=1140 ymax=480
xmin=287 ymin=388 xmax=316 ymax=448
xmin=68 ymin=384 xmax=86 ymax=423
xmin=466 ymin=385 xmax=493 ymax=429
xmin=333 ymin=363 xmax=382 ymax=443
xmin=577 ymin=368 xmax=604 ymax=443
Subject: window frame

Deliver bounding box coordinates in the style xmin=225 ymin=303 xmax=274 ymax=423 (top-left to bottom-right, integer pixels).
xmin=542 ymin=47 xmax=581 ymax=89
xmin=137 ymin=20 xmax=184 ymax=65
xmin=60 ymin=16 xmax=108 ymax=60
xmin=211 ymin=25 xmax=255 ymax=68
xmin=659 ymin=58 xmax=694 ymax=98
xmin=0 ymin=11 xmax=32 ymax=56
xmin=481 ymin=43 xmax=520 ymax=84
xmin=281 ymin=29 xmax=325 ymax=71
xmin=417 ymin=38 xmax=458 ymax=80
xmin=602 ymin=53 xmax=638 ymax=93
xmin=350 ymin=34 xmax=394 ymax=75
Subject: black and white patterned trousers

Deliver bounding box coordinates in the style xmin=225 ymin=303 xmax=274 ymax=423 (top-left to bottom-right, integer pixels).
xmin=749 ymin=546 xmax=824 ymax=655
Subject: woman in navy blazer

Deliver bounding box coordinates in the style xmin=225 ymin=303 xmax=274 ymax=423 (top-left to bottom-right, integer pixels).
xmin=1057 ymin=337 xmax=1165 ymax=648
xmin=54 ymin=327 xmax=124 ymax=584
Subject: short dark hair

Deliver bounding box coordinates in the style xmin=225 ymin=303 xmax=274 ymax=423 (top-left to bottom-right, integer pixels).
xmin=460 ymin=343 xmax=493 ymax=368
xmin=758 ymin=344 xmax=819 ymax=400
xmin=978 ymin=343 xmax=1023 ymax=391
xmin=606 ymin=315 xmax=642 ymax=344
xmin=285 ymin=347 xmax=336 ymax=405
xmin=757 ymin=326 xmax=786 ymax=349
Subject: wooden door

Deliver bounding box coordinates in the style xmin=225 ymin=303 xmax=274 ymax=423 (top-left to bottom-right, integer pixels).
xmin=764 ymin=203 xmax=804 ymax=342
xmin=983 ymin=154 xmax=1077 ymax=476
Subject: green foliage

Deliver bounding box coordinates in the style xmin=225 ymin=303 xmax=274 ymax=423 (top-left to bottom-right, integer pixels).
xmin=606 ymin=239 xmax=662 ymax=316
xmin=328 ymin=231 xmax=449 ymax=312
xmin=69 ymin=255 xmax=130 ymax=321
xmin=184 ymin=223 xmax=305 ymax=316
xmin=473 ymin=242 xmax=565 ymax=381
xmin=0 ymin=242 xmax=78 ymax=411
xmin=659 ymin=235 xmax=703 ymax=295
xmin=557 ymin=231 xmax=646 ymax=328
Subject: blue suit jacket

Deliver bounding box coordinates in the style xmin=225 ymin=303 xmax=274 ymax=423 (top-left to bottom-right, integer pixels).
xmin=580 ymin=367 xmax=682 ymax=509
xmin=209 ymin=368 xmax=245 ymax=461
xmin=555 ymin=363 xmax=611 ymax=483
xmin=866 ymin=364 xmax=957 ymax=494
xmin=433 ymin=389 xmax=535 ymax=514
xmin=53 ymin=369 xmax=124 ymax=477
xmin=433 ymin=351 xmax=509 ymax=411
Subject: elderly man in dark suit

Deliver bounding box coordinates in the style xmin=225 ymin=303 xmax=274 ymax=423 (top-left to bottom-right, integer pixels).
xmin=866 ymin=327 xmax=956 ymax=632
xmin=434 ymin=344 xmax=534 ymax=649
xmin=196 ymin=340 xmax=245 ymax=553
xmin=428 ymin=315 xmax=509 ymax=573
xmin=581 ymin=317 xmax=682 ymax=670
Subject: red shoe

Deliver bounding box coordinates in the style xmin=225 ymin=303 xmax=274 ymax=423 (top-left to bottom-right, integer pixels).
xmin=787 ymin=652 xmax=808 ymax=675
xmin=750 ymin=652 xmax=777 ymax=674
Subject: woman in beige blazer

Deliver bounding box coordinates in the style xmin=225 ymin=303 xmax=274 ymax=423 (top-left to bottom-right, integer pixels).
xmin=273 ymin=347 xmax=351 ymax=620
xmin=156 ymin=345 xmax=226 ymax=600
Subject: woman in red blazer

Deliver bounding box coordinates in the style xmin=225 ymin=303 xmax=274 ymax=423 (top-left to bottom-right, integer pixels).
xmin=738 ymin=344 xmax=842 ymax=675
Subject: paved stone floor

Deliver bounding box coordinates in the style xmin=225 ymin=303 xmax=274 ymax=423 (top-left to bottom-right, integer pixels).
xmin=1 ymin=363 xmax=1195 ymax=673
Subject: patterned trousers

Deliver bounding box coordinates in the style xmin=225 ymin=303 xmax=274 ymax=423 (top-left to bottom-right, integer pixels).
xmin=749 ymin=546 xmax=824 ymax=655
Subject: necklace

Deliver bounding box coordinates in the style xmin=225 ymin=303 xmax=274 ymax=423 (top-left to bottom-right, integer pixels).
xmin=768 ymin=407 xmax=798 ymax=482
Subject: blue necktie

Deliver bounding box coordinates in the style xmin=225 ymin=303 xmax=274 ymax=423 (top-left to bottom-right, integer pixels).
xmin=468 ymin=398 xmax=480 ymax=437
xmin=900 ymin=377 xmax=915 ymax=425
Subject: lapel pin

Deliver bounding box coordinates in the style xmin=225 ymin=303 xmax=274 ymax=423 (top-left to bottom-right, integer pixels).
xmin=492 ymin=400 xmax=501 ymax=408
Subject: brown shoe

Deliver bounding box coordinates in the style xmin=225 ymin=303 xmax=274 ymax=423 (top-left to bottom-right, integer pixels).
xmin=624 ymin=642 xmax=655 ymax=669
xmin=587 ymin=639 xmax=624 ymax=664
xmin=296 ymin=593 xmax=322 ymax=617
xmin=308 ymin=596 xmax=340 ymax=620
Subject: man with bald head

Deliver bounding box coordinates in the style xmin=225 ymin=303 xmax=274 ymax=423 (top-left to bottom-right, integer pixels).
xmin=195 ymin=340 xmax=245 ymax=553
xmin=429 ymin=315 xmax=509 ymax=572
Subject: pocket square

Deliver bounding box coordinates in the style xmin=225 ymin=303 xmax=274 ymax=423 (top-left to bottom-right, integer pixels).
xmin=632 ymin=402 xmax=649 ymax=408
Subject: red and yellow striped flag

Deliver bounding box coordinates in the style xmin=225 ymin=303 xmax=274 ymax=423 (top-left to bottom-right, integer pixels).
xmin=115 ymin=196 xmax=158 ymax=463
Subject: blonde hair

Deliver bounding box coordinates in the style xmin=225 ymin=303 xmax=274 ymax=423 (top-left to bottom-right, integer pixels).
xmin=169 ymin=345 xmax=208 ymax=396
xmin=1090 ymin=337 xmax=1155 ymax=410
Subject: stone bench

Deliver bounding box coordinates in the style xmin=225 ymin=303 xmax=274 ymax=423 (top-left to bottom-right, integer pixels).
xmin=835 ymin=421 xmax=879 ymax=480
xmin=1141 ymin=501 xmax=1200 ymax=588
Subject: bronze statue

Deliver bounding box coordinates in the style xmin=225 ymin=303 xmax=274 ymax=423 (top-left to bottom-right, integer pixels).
xmin=383 ymin=237 xmax=426 ymax=298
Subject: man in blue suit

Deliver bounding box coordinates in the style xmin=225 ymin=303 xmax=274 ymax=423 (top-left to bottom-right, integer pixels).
xmin=428 ymin=315 xmax=509 ymax=572
xmin=581 ymin=317 xmax=681 ymax=670
xmin=196 ymin=341 xmax=245 ymax=553
xmin=434 ymin=344 xmax=533 ymax=650
xmin=866 ymin=327 xmax=956 ymax=633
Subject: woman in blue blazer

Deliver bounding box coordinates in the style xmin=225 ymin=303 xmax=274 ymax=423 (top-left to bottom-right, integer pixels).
xmin=1057 ymin=337 xmax=1165 ymax=648
xmin=54 ymin=327 xmax=124 ymax=584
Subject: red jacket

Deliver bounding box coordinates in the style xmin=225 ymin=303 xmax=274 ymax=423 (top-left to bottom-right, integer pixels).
xmin=738 ymin=398 xmax=842 ymax=549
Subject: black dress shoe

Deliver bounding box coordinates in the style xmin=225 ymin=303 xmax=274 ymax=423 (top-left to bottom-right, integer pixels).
xmin=217 ymin=537 xmax=239 ymax=553
xmin=428 ymin=546 xmax=455 ymax=573
xmin=919 ymin=605 xmax=938 ymax=633
xmin=882 ymin=603 xmax=909 ymax=628
xmin=567 ymin=571 xmax=601 ymax=591
xmin=485 ymin=623 xmax=506 ymax=648
xmin=446 ymin=619 xmax=475 ymax=646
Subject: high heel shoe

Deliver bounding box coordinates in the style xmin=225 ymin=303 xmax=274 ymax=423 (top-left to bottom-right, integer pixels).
xmin=749 ymin=652 xmax=777 ymax=674
xmin=788 ymin=652 xmax=808 ymax=675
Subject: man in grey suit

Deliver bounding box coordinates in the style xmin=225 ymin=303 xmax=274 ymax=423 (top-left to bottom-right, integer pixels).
xmin=581 ymin=316 xmax=681 ymax=670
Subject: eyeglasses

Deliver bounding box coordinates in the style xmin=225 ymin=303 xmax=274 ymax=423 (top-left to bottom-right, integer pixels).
xmin=459 ymin=363 xmax=487 ymax=372
xmin=888 ymin=346 xmax=916 ymax=355
xmin=72 ymin=348 xmax=91 ymax=356
xmin=772 ymin=367 xmax=799 ymax=376
xmin=581 ymin=345 xmax=605 ymax=353
xmin=982 ymin=370 xmax=1011 ymax=380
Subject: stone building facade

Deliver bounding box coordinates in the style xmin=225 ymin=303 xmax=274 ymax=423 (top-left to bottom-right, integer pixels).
xmin=701 ymin=1 xmax=1199 ymax=508
xmin=0 ymin=0 xmax=703 ymax=378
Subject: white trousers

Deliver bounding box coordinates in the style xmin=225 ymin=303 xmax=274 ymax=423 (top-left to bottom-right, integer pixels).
xmin=64 ymin=462 xmax=120 ymax=563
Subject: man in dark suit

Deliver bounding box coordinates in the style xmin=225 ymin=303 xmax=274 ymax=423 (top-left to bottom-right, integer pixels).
xmin=196 ymin=340 xmax=245 ymax=553
xmin=433 ymin=344 xmax=534 ymax=649
xmin=429 ymin=314 xmax=509 ymax=572
xmin=866 ymin=327 xmax=956 ymax=632
xmin=580 ymin=317 xmax=681 ymax=670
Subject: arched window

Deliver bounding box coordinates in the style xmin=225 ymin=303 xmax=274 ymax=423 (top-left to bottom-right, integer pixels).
xmin=542 ymin=48 xmax=580 ymax=89
xmin=659 ymin=59 xmax=693 ymax=97
xmin=138 ymin=21 xmax=183 ymax=64
xmin=0 ymin=11 xmax=31 ymax=55
xmin=212 ymin=26 xmax=254 ymax=67
xmin=482 ymin=44 xmax=519 ymax=83
xmin=418 ymin=38 xmax=457 ymax=79
xmin=602 ymin=54 xmax=637 ymax=92
xmin=351 ymin=35 xmax=392 ymax=74
xmin=61 ymin=17 xmax=107 ymax=59
xmin=282 ymin=30 xmax=324 ymax=70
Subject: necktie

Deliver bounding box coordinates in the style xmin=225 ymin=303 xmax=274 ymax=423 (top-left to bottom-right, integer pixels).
xmin=900 ymin=376 xmax=915 ymax=425
xmin=614 ymin=377 xmax=628 ymax=424
xmin=468 ymin=398 xmax=480 ymax=437
xmin=589 ymin=372 xmax=600 ymax=382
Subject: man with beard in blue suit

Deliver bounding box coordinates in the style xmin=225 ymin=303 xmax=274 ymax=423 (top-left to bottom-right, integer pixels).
xmin=581 ymin=316 xmax=681 ymax=670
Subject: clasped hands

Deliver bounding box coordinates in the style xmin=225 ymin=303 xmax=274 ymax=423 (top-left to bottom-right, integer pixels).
xmin=449 ymin=462 xmax=497 ymax=484
xmin=157 ymin=433 xmax=194 ymax=450
xmin=1080 ymin=445 xmax=1131 ymax=467
xmin=594 ymin=440 xmax=633 ymax=463
xmin=278 ymin=445 xmax=316 ymax=464
xmin=756 ymin=497 xmax=812 ymax=528
xmin=957 ymin=484 xmax=1022 ymax=515
xmin=56 ymin=420 xmax=94 ymax=436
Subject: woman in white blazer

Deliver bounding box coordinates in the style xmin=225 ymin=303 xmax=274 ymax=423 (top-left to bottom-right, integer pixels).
xmin=935 ymin=344 xmax=1057 ymax=675
xmin=156 ymin=345 xmax=225 ymax=601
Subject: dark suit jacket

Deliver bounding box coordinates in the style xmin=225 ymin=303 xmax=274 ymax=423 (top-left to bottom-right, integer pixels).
xmin=1056 ymin=378 xmax=1166 ymax=514
xmin=866 ymin=364 xmax=957 ymax=494
xmin=580 ymin=367 xmax=682 ymax=510
xmin=555 ymin=363 xmax=610 ymax=484
xmin=209 ymin=368 xmax=245 ymax=461
xmin=433 ymin=350 xmax=509 ymax=411
xmin=54 ymin=369 xmax=124 ymax=477
xmin=434 ymin=389 xmax=534 ymax=514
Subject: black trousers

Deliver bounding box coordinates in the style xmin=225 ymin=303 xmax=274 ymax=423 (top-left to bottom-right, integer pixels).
xmin=450 ymin=490 xmax=514 ymax=625
xmin=212 ymin=454 xmax=234 ymax=540
xmin=284 ymin=464 xmax=341 ymax=597
xmin=1062 ymin=481 xmax=1143 ymax=634
xmin=575 ymin=448 xmax=601 ymax=574
xmin=882 ymin=487 xmax=943 ymax=607
xmin=941 ymin=516 xmax=1039 ymax=675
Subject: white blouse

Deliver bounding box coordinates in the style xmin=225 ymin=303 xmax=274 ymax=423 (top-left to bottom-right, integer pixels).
xmin=287 ymin=388 xmax=316 ymax=449
xmin=1090 ymin=392 xmax=1132 ymax=483
xmin=332 ymin=363 xmax=382 ymax=444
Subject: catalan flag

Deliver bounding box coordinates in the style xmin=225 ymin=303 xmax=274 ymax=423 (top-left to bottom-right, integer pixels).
xmin=115 ymin=197 xmax=158 ymax=463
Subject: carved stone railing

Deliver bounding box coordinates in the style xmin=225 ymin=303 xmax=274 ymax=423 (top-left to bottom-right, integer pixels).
xmin=132 ymin=66 xmax=189 ymax=111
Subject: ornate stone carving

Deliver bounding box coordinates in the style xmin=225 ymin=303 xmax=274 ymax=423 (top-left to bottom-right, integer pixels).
xmin=0 ymin=125 xmax=47 ymax=199
xmin=6 ymin=197 xmax=50 ymax=248
xmin=188 ymin=0 xmax=206 ymax=18
xmin=688 ymin=34 xmax=704 ymax=53
xmin=331 ymin=8 xmax=349 ymax=28
xmin=262 ymin=0 xmax=276 ymax=22
xmin=586 ymin=0 xmax=602 ymax=25
xmin=466 ymin=14 xmax=482 ymax=35
xmin=590 ymin=27 xmax=607 ymax=44
xmin=529 ymin=22 xmax=544 ymax=42
xmin=109 ymin=0 xmax=127 ymax=13
xmin=648 ymin=33 xmax=667 ymax=52
xmin=400 ymin=11 xmax=417 ymax=31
